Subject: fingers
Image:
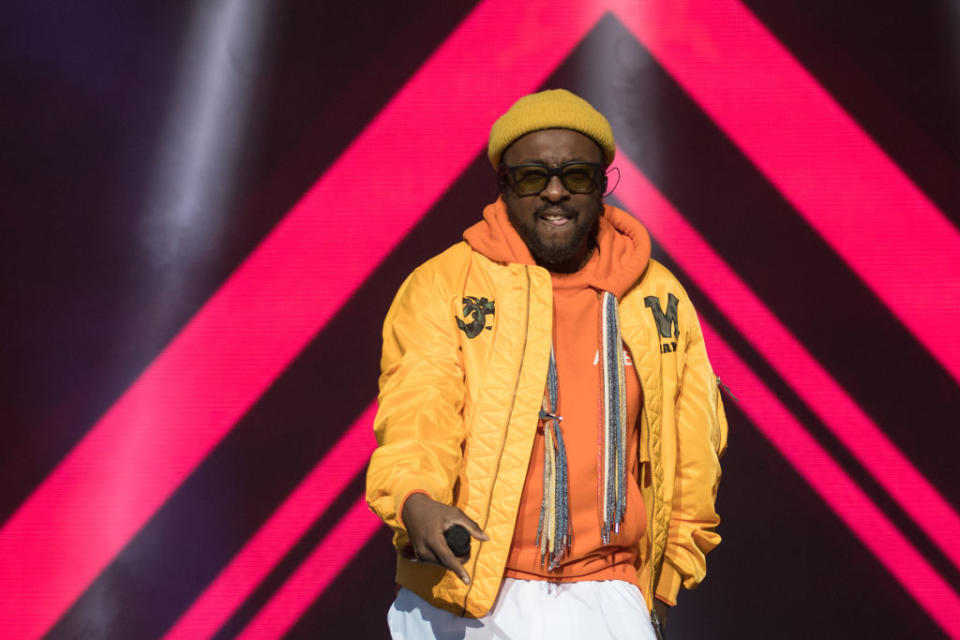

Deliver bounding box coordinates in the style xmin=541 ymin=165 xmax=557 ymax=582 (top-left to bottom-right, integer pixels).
xmin=454 ymin=514 xmax=489 ymax=542
xmin=405 ymin=502 xmax=487 ymax=585
xmin=410 ymin=542 xmax=438 ymax=564
xmin=429 ymin=537 xmax=471 ymax=585
xmin=447 ymin=509 xmax=490 ymax=542
xmin=412 ymin=536 xmax=470 ymax=584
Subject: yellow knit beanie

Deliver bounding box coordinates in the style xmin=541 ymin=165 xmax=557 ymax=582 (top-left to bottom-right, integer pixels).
xmin=487 ymin=89 xmax=615 ymax=168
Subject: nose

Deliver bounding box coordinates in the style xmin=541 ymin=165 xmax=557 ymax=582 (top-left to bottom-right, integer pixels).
xmin=541 ymin=174 xmax=569 ymax=202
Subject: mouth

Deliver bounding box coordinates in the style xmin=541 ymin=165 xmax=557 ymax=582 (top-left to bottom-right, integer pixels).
xmin=538 ymin=208 xmax=574 ymax=228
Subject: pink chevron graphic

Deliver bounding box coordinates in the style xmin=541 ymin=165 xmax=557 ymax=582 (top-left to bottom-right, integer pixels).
xmin=193 ymin=315 xmax=960 ymax=639
xmin=162 ymin=405 xmax=378 ymax=640
xmin=610 ymin=0 xmax=960 ymax=386
xmin=2 ymin=1 xmax=957 ymax=638
xmin=0 ymin=3 xmax=606 ymax=638
xmin=233 ymin=497 xmax=381 ymax=640
xmin=699 ymin=323 xmax=960 ymax=637
xmin=613 ymin=158 xmax=960 ymax=573
xmin=174 ymin=158 xmax=960 ymax=639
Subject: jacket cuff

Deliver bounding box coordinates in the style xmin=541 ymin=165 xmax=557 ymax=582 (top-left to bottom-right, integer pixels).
xmin=654 ymin=562 xmax=682 ymax=606
xmin=397 ymin=489 xmax=432 ymax=530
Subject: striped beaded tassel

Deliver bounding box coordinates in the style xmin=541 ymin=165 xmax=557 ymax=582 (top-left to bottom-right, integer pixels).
xmin=600 ymin=291 xmax=628 ymax=543
xmin=536 ymin=346 xmax=570 ymax=569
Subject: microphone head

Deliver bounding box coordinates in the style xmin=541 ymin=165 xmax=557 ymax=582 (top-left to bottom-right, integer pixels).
xmin=444 ymin=524 xmax=471 ymax=559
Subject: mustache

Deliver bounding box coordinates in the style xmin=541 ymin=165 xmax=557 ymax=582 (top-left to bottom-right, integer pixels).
xmin=535 ymin=203 xmax=578 ymax=218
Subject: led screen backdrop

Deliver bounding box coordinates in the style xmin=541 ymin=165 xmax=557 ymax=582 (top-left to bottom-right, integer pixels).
xmin=2 ymin=1 xmax=959 ymax=638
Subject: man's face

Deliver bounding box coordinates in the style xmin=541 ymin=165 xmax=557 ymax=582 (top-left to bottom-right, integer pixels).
xmin=500 ymin=129 xmax=605 ymax=273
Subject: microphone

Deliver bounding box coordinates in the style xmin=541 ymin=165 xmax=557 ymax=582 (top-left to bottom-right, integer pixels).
xmin=444 ymin=524 xmax=471 ymax=558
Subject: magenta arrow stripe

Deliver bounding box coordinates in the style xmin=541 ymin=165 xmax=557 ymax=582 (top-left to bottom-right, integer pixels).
xmin=702 ymin=322 xmax=960 ymax=638
xmin=610 ymin=0 xmax=960 ymax=386
xmin=232 ymin=497 xmax=381 ymax=640
xmin=0 ymin=2 xmax=607 ymax=638
xmin=162 ymin=404 xmax=377 ymax=640
xmin=4 ymin=2 xmax=956 ymax=638
xmin=614 ymin=157 xmax=960 ymax=573
xmin=172 ymin=157 xmax=960 ymax=640
xmin=221 ymin=321 xmax=960 ymax=640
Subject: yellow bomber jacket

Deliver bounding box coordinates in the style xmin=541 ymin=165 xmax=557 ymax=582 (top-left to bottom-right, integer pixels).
xmin=366 ymin=241 xmax=728 ymax=617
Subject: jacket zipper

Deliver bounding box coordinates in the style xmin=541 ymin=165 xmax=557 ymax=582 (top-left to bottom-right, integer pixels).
xmin=716 ymin=375 xmax=739 ymax=402
xmin=461 ymin=266 xmax=532 ymax=614
xmin=645 ymin=388 xmax=657 ymax=609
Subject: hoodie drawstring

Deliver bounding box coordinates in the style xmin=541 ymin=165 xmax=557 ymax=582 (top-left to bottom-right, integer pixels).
xmin=536 ymin=291 xmax=628 ymax=569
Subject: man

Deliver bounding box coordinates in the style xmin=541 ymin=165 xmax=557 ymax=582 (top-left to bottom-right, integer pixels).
xmin=367 ymin=89 xmax=727 ymax=639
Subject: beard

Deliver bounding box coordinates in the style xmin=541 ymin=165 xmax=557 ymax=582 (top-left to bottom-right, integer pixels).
xmin=506 ymin=200 xmax=602 ymax=273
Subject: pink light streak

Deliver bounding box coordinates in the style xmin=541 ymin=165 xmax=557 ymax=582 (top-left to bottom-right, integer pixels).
xmin=4 ymin=1 xmax=957 ymax=638
xmin=0 ymin=2 xmax=606 ymax=638
xmin=700 ymin=322 xmax=960 ymax=638
xmin=162 ymin=405 xmax=377 ymax=640
xmin=186 ymin=160 xmax=960 ymax=638
xmin=227 ymin=4 xmax=960 ymax=633
xmin=609 ymin=0 xmax=960 ymax=386
xmin=614 ymin=158 xmax=960 ymax=573
xmin=209 ymin=323 xmax=960 ymax=640
xmin=233 ymin=497 xmax=381 ymax=640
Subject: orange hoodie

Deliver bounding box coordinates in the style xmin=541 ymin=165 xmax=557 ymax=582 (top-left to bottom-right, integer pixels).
xmin=463 ymin=197 xmax=651 ymax=586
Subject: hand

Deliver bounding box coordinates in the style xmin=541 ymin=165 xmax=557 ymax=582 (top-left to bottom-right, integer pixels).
xmin=401 ymin=493 xmax=489 ymax=584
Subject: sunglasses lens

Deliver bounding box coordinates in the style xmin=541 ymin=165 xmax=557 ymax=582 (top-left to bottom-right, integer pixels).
xmin=560 ymin=164 xmax=600 ymax=193
xmin=513 ymin=167 xmax=549 ymax=195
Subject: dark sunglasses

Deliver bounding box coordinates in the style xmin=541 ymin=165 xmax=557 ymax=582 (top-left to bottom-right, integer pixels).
xmin=498 ymin=161 xmax=606 ymax=196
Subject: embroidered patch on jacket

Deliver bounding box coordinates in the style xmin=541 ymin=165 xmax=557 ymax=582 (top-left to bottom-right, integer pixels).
xmin=644 ymin=294 xmax=679 ymax=353
xmin=456 ymin=296 xmax=495 ymax=338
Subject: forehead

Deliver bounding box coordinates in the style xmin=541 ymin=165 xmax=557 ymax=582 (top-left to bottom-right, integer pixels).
xmin=502 ymin=129 xmax=604 ymax=165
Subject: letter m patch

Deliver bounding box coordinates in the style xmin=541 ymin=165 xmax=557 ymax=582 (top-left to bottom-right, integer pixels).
xmin=644 ymin=294 xmax=679 ymax=352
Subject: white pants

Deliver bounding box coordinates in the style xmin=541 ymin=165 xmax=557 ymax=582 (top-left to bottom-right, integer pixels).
xmin=387 ymin=578 xmax=657 ymax=640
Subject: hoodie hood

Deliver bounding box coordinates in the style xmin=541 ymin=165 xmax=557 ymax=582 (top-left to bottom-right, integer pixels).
xmin=463 ymin=197 xmax=651 ymax=297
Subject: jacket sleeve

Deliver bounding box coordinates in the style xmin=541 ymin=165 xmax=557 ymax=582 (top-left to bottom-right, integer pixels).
xmin=655 ymin=299 xmax=728 ymax=605
xmin=365 ymin=265 xmax=467 ymax=538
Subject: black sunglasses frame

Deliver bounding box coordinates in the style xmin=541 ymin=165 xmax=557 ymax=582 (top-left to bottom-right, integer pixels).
xmin=498 ymin=161 xmax=607 ymax=196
